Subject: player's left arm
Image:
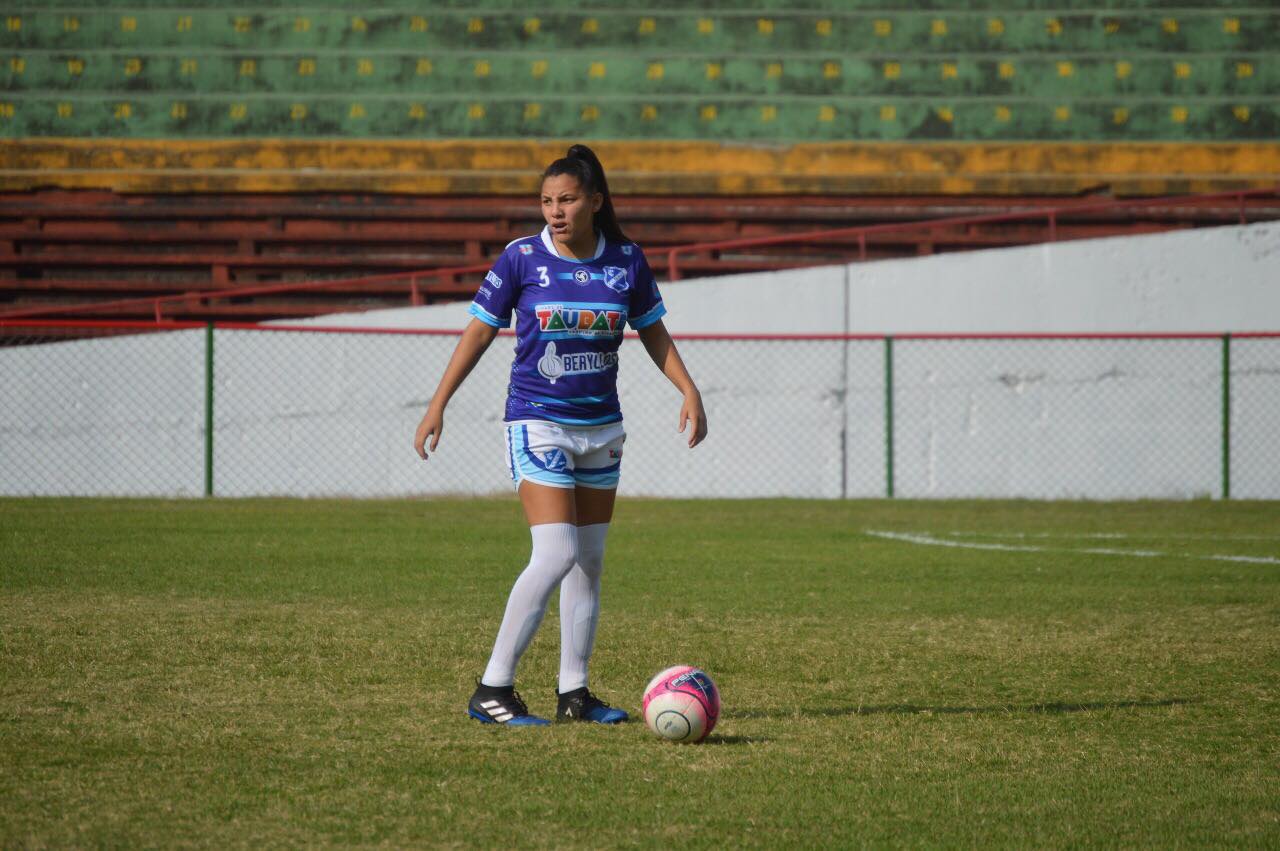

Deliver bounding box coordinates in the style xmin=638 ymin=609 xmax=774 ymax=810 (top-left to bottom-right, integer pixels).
xmin=637 ymin=320 xmax=707 ymax=449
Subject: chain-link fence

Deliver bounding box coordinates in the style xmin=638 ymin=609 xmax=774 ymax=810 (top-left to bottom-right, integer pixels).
xmin=2 ymin=322 xmax=1277 ymax=500
xmin=1 ymin=323 xmax=208 ymax=497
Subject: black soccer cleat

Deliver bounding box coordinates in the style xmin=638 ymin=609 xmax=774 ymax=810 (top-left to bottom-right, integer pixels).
xmin=555 ymin=686 xmax=629 ymax=724
xmin=467 ymin=680 xmax=550 ymax=726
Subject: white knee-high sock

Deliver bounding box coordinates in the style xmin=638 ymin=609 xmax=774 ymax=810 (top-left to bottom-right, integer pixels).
xmin=558 ymin=522 xmax=609 ymax=693
xmin=481 ymin=522 xmax=578 ymax=688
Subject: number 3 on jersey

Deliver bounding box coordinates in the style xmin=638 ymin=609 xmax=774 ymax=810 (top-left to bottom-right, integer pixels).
xmin=536 ymin=266 xmax=551 ymax=288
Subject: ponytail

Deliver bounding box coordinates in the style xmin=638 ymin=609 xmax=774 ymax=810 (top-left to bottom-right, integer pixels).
xmin=541 ymin=144 xmax=629 ymax=243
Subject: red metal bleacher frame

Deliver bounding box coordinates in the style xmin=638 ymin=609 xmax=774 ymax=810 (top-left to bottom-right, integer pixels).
xmin=0 ymin=186 xmax=1275 ymax=324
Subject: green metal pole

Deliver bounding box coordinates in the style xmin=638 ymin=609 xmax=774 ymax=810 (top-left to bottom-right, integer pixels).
xmin=205 ymin=322 xmax=214 ymax=498
xmin=1222 ymin=333 xmax=1230 ymax=501
xmin=885 ymin=335 xmax=895 ymax=499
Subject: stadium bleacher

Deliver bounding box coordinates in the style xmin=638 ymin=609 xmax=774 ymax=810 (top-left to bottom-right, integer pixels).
xmin=3 ymin=5 xmax=1276 ymax=144
xmin=1 ymin=1 xmax=1276 ymax=320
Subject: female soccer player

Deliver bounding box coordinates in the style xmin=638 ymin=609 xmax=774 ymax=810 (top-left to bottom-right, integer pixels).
xmin=413 ymin=145 xmax=708 ymax=726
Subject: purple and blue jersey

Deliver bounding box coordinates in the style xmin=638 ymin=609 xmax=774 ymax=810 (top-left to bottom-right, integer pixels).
xmin=468 ymin=226 xmax=667 ymax=426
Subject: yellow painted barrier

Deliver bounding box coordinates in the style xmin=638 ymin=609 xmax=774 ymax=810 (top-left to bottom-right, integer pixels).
xmin=2 ymin=139 xmax=1277 ymax=195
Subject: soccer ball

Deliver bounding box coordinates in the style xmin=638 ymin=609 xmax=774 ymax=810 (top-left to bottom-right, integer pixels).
xmin=642 ymin=665 xmax=720 ymax=743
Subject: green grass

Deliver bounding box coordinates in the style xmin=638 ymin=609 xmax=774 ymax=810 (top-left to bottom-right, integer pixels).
xmin=2 ymin=497 xmax=1278 ymax=848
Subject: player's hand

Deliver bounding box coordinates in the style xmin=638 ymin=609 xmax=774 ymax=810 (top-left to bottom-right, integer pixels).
xmin=679 ymin=390 xmax=708 ymax=449
xmin=414 ymin=406 xmax=444 ymax=460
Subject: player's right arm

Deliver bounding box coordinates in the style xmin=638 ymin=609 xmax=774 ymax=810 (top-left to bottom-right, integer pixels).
xmin=414 ymin=318 xmax=500 ymax=460
xmin=415 ymin=243 xmax=521 ymax=460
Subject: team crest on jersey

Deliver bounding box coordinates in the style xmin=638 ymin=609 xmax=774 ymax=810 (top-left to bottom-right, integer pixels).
xmin=518 ymin=244 xmax=534 ymax=255
xmin=536 ymin=303 xmax=624 ymax=337
xmin=602 ymin=266 xmax=629 ymax=293
xmin=573 ymin=268 xmax=590 ymax=285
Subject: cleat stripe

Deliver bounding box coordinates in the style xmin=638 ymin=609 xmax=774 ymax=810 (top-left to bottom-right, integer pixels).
xmin=480 ymin=700 xmax=500 ymax=709
xmin=494 ymin=712 xmax=513 ymax=722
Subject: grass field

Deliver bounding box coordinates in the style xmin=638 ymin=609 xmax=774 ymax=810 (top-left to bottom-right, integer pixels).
xmin=2 ymin=497 xmax=1278 ymax=848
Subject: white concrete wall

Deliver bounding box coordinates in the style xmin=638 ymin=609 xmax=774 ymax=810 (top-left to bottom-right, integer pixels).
xmin=296 ymin=221 xmax=1280 ymax=335
xmin=278 ymin=264 xmax=851 ymax=334
xmin=847 ymin=221 xmax=1280 ymax=334
xmin=889 ymin=338 xmax=1225 ymax=499
xmin=3 ymin=222 xmax=1277 ymax=499
xmin=1 ymin=330 xmax=207 ymax=496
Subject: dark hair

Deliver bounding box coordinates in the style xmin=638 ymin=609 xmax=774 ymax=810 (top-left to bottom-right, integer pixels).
xmin=541 ymin=144 xmax=629 ymax=243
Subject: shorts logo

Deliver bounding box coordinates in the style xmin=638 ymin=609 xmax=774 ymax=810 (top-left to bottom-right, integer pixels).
xmin=573 ymin=268 xmax=590 ymax=285
xmin=603 ymin=266 xmax=629 ymax=293
xmin=519 ymin=244 xmax=534 ymax=255
xmin=608 ymin=448 xmax=622 ymax=459
xmin=485 ymin=270 xmax=503 ymax=289
xmin=541 ymin=448 xmax=568 ymax=472
xmin=536 ymin=304 xmax=624 ymax=337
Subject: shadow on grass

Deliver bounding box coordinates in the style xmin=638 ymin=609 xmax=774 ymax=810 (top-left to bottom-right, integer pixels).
xmin=726 ymin=697 xmax=1197 ymax=720
xmin=701 ymin=734 xmax=769 ymax=745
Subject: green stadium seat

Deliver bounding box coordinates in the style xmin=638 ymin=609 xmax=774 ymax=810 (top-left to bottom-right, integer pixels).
xmin=0 ymin=2 xmax=1274 ymax=197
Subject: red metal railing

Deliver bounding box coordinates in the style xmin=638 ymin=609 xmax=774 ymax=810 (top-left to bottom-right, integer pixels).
xmin=2 ymin=186 xmax=1276 ymax=321
xmin=5 ymin=319 xmax=1278 ymax=344
xmin=0 ymin=261 xmax=491 ymax=322
xmin=665 ymin=186 xmax=1280 ymax=280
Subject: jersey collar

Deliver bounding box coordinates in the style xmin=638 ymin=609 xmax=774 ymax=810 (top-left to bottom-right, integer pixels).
xmin=540 ymin=226 xmax=606 ymax=262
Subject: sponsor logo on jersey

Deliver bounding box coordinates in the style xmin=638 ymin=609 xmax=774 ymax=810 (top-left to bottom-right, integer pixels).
xmin=535 ymin=304 xmax=624 ymax=337
xmin=573 ymin=268 xmax=591 ymax=285
xmin=536 ymin=341 xmax=618 ymax=382
xmin=603 ymin=266 xmax=629 ymax=293
xmin=561 ymin=350 xmax=619 ymax=376
xmin=485 ymin=270 xmax=503 ymax=289
xmin=537 ymin=341 xmax=565 ymax=383
xmin=518 ymin=244 xmax=534 ymax=255
xmin=478 ymin=286 xmax=492 ymax=300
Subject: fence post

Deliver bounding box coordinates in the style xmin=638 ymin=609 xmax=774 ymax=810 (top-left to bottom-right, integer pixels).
xmin=1222 ymin=332 xmax=1231 ymax=500
xmin=839 ymin=265 xmax=849 ymax=500
xmin=885 ymin=335 xmax=895 ymax=498
xmin=205 ymin=321 xmax=214 ymax=498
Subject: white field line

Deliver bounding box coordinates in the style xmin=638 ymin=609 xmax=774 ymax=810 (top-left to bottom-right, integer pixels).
xmin=946 ymin=531 xmax=1280 ymax=543
xmin=866 ymin=530 xmax=1280 ymax=566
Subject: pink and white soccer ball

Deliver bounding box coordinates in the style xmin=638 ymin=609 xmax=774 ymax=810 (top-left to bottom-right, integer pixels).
xmin=642 ymin=665 xmax=720 ymax=743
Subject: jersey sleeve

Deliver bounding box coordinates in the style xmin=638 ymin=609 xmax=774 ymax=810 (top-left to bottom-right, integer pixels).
xmin=467 ymin=248 xmax=520 ymax=328
xmin=627 ymin=249 xmax=666 ymax=330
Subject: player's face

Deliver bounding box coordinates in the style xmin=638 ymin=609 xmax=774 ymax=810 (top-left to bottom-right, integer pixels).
xmin=541 ymin=174 xmax=603 ymax=247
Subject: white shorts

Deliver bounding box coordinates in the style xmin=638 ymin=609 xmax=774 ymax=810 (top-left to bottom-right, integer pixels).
xmin=504 ymin=420 xmax=625 ymax=490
